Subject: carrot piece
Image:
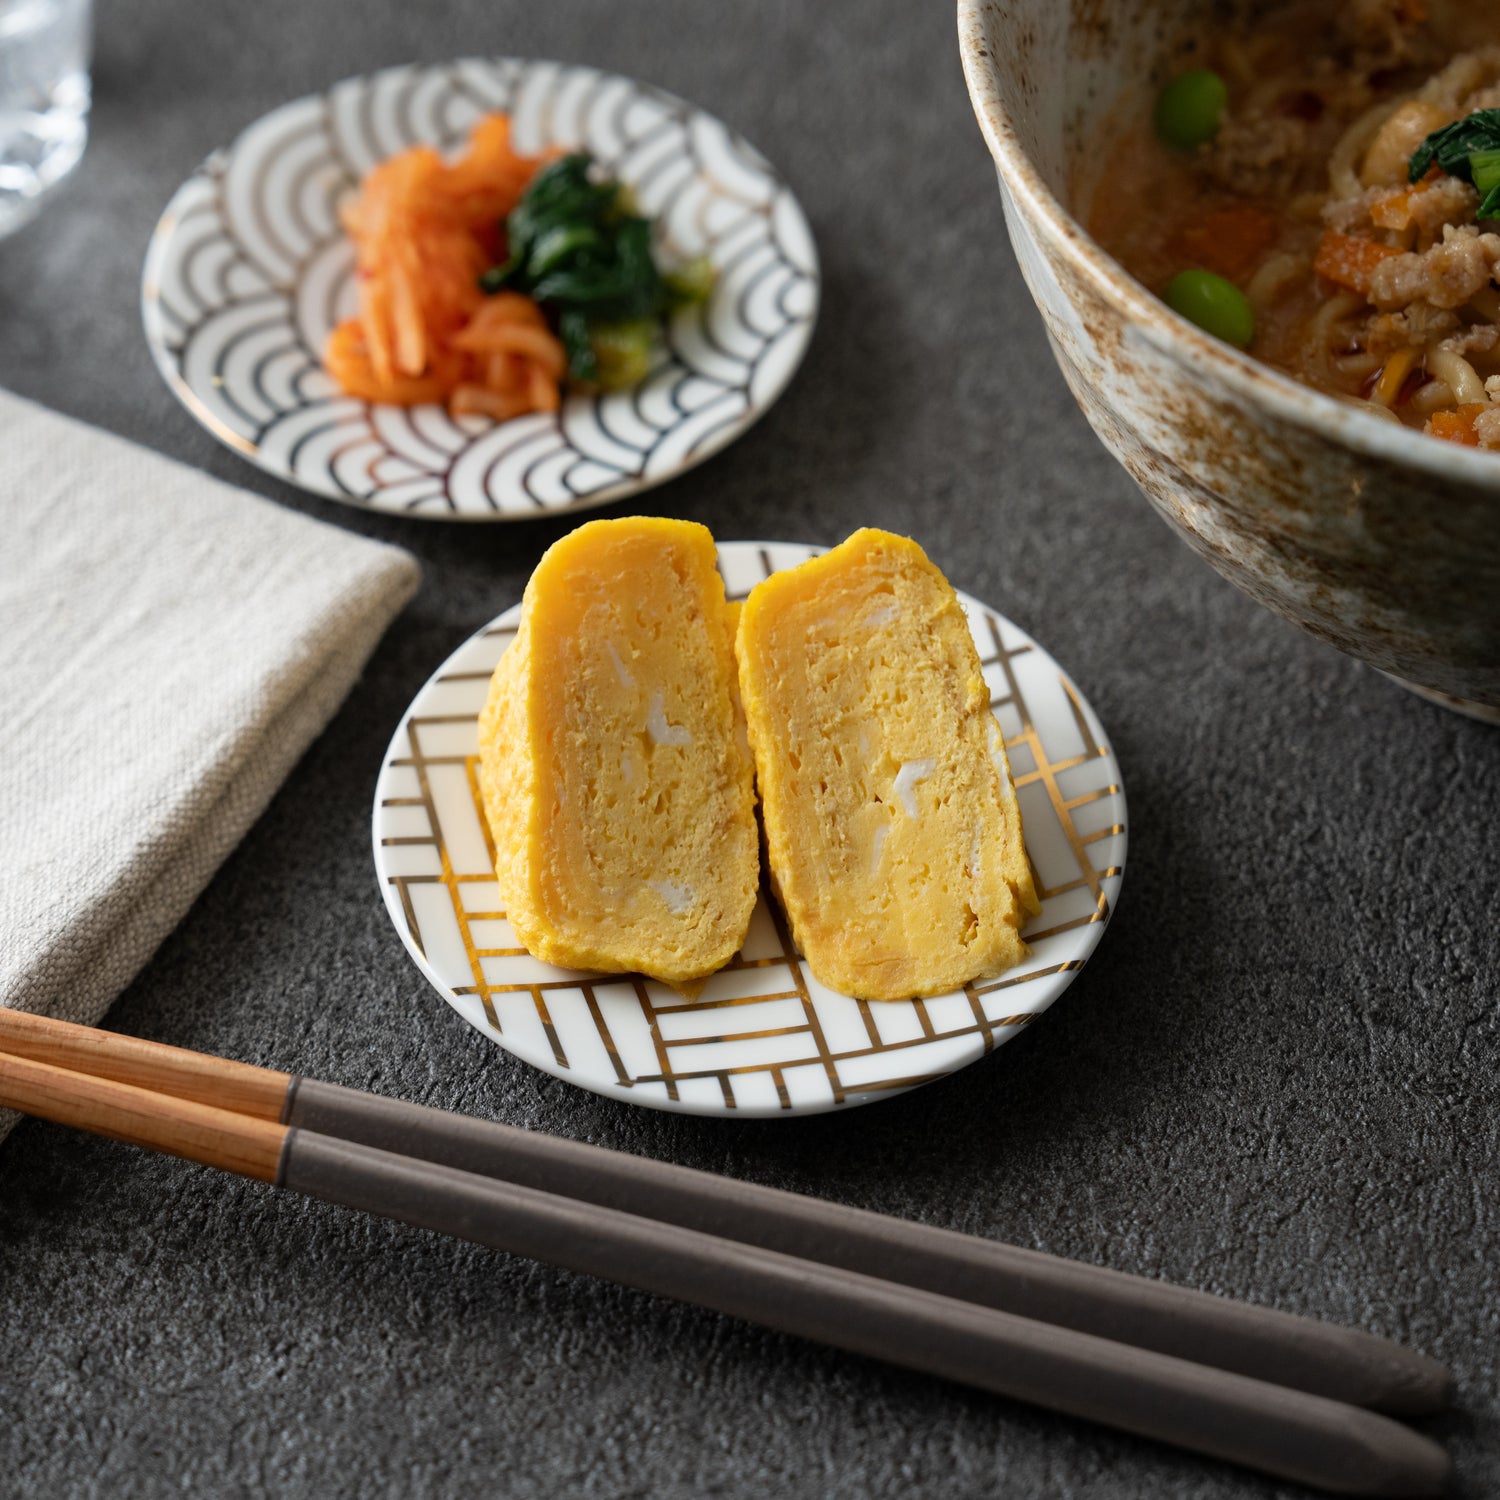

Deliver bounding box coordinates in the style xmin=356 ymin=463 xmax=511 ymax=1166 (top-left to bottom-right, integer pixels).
xmin=526 ymin=360 xmax=561 ymax=412
xmin=452 ymin=321 xmax=568 ymax=377
xmin=324 ymin=112 xmax=562 ymax=420
xmin=1174 ymin=205 xmax=1280 ymax=283
xmin=1313 ymin=231 xmax=1406 ymax=295
xmin=465 ymin=292 xmax=549 ymax=331
xmin=441 ymin=113 xmax=537 ymax=224
xmin=1370 ymin=187 xmax=1418 ymax=231
xmin=465 ymin=112 xmax=512 ymax=160
xmin=484 ymin=352 xmax=524 ymax=392
xmin=1368 ymin=168 xmax=1445 ymax=232
xmin=388 ymin=250 xmax=428 ymax=377
xmin=1426 ymin=404 xmax=1488 ymax=447
xmin=324 ymin=319 xmax=454 ymax=405
xmin=450 ymin=384 xmax=535 ymax=421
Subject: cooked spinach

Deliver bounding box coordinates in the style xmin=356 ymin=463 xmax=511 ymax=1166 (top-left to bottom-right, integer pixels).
xmin=1408 ymin=109 xmax=1500 ymax=218
xmin=480 ymin=154 xmax=712 ymax=384
xmin=1471 ymin=148 xmax=1500 ymax=221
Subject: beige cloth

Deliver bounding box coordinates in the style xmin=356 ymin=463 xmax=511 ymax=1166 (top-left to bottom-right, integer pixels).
xmin=0 ymin=391 xmax=420 ymax=1140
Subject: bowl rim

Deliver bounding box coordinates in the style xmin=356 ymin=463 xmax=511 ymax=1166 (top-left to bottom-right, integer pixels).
xmin=956 ymin=0 xmax=1500 ymax=492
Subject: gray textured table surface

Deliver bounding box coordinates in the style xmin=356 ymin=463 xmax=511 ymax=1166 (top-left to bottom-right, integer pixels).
xmin=2 ymin=2 xmax=1497 ymax=1496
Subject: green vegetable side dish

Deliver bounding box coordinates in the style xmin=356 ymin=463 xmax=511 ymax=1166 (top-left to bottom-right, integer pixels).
xmin=1163 ymin=269 xmax=1256 ymax=349
xmin=481 ymin=153 xmax=714 ymax=388
xmin=1154 ymin=68 xmax=1229 ymax=151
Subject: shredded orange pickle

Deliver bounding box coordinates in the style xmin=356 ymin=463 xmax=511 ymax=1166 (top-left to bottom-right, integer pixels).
xmin=324 ymin=115 xmax=565 ymax=418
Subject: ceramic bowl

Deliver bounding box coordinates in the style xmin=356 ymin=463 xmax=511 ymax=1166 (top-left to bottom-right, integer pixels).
xmin=958 ymin=0 xmax=1500 ymax=719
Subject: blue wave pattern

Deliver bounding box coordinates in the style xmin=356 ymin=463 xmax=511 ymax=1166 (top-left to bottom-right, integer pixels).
xmin=142 ymin=60 xmax=819 ymax=519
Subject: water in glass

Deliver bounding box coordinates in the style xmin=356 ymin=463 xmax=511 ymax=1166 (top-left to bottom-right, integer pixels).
xmin=0 ymin=0 xmax=90 ymax=237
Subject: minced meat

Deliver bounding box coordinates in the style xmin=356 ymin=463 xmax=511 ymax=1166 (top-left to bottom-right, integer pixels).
xmin=1365 ymin=305 xmax=1461 ymax=355
xmin=1200 ymin=113 xmax=1312 ymax=198
xmin=1438 ymin=324 xmax=1500 ymax=358
xmin=1368 ymin=225 xmax=1500 ymax=310
xmin=1337 ymin=0 xmax=1438 ymax=68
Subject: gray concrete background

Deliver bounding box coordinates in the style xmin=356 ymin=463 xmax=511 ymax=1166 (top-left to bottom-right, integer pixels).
xmin=1 ymin=2 xmax=1497 ymax=1496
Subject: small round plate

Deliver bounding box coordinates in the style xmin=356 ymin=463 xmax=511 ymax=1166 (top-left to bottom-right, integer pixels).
xmin=141 ymin=60 xmax=819 ymax=520
xmin=372 ymin=542 xmax=1127 ymax=1116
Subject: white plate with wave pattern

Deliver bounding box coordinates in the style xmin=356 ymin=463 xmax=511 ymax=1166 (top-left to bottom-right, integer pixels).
xmin=141 ymin=59 xmax=819 ymax=519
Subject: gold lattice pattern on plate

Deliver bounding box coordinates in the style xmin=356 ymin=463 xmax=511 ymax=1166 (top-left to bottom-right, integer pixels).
xmin=373 ymin=542 xmax=1127 ymax=1116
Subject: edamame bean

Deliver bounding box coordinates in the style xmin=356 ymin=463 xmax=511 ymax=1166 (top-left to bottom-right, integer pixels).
xmin=1154 ymin=68 xmax=1228 ymax=150
xmin=1163 ymin=269 xmax=1256 ymax=348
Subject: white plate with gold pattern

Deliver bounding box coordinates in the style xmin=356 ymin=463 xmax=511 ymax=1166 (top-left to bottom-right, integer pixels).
xmin=141 ymin=59 xmax=818 ymax=519
xmin=372 ymin=541 xmax=1127 ymax=1116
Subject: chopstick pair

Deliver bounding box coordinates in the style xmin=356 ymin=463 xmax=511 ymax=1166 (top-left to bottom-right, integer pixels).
xmin=0 ymin=1009 xmax=1452 ymax=1497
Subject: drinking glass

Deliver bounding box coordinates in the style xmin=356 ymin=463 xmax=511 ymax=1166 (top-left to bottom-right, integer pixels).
xmin=0 ymin=0 xmax=90 ymax=238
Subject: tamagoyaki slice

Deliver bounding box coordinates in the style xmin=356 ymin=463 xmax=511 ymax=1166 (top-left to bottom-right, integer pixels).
xmin=735 ymin=529 xmax=1039 ymax=1000
xmin=477 ymin=517 xmax=759 ymax=986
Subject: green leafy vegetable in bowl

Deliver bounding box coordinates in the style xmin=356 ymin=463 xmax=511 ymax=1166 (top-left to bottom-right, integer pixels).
xmin=480 ymin=154 xmax=714 ymax=388
xmin=1407 ymin=109 xmax=1500 ymax=219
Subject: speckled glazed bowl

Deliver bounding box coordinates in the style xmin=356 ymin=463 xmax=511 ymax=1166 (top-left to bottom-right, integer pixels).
xmin=959 ymin=0 xmax=1500 ymax=719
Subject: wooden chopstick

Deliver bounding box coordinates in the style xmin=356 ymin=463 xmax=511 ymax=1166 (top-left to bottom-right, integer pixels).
xmin=0 ymin=1007 xmax=290 ymax=1121
xmin=0 ymin=1041 xmax=1451 ymax=1497
xmin=0 ymin=1008 xmax=1451 ymax=1416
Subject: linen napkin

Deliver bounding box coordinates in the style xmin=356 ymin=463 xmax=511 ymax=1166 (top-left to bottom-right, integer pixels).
xmin=0 ymin=390 xmax=420 ymax=1143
